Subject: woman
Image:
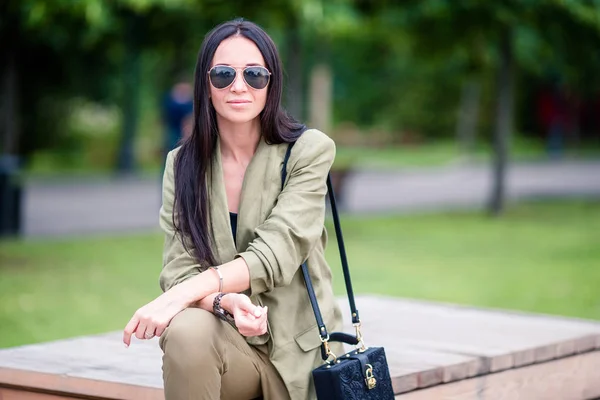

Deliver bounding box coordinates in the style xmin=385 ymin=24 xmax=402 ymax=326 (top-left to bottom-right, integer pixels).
xmin=123 ymin=18 xmax=343 ymax=400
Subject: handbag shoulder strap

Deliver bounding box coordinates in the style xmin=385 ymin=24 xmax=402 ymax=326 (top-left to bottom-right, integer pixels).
xmin=282 ymin=141 xmax=360 ymax=342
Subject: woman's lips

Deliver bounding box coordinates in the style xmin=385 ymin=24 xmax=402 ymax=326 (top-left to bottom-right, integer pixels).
xmin=227 ymin=100 xmax=251 ymax=108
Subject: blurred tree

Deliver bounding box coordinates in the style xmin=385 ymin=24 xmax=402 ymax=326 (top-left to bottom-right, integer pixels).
xmin=3 ymin=0 xmax=599 ymax=180
xmin=0 ymin=0 xmax=358 ymax=172
xmin=331 ymin=1 xmax=465 ymax=143
xmin=392 ymin=0 xmax=600 ymax=215
xmin=0 ymin=0 xmax=201 ymax=172
xmin=300 ymin=0 xmax=358 ymax=132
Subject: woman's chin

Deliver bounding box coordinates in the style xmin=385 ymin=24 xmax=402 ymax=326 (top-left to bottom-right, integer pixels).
xmin=220 ymin=111 xmax=260 ymax=125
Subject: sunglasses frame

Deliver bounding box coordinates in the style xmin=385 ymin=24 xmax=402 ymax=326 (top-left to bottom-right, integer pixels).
xmin=207 ymin=65 xmax=272 ymax=90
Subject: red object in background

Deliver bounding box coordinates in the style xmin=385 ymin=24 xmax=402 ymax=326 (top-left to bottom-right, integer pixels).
xmin=536 ymin=87 xmax=568 ymax=131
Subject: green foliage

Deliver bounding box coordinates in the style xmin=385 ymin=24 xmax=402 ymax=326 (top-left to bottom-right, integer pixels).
xmin=330 ymin=37 xmax=463 ymax=138
xmin=403 ymin=1 xmax=600 ymax=87
xmin=1 ymin=0 xmax=202 ymax=160
xmin=3 ymin=0 xmax=600 ymax=168
xmin=352 ymin=0 xmax=600 ymax=142
xmin=0 ymin=201 xmax=598 ymax=348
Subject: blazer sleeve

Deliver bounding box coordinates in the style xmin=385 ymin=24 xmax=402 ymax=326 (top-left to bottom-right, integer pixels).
xmin=158 ymin=149 xmax=202 ymax=292
xmin=236 ymin=130 xmax=336 ymax=296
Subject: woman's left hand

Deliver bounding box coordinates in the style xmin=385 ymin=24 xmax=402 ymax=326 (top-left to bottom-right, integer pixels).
xmin=122 ymin=287 xmax=191 ymax=347
xmin=222 ymin=293 xmax=269 ymax=337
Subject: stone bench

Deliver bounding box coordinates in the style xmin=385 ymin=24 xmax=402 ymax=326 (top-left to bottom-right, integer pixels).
xmin=1 ymin=295 xmax=600 ymax=399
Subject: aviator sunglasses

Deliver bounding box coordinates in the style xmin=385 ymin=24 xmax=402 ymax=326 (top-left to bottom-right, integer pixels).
xmin=208 ymin=65 xmax=271 ymax=90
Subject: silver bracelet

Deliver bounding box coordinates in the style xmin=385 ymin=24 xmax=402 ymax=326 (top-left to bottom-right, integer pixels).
xmin=211 ymin=266 xmax=223 ymax=293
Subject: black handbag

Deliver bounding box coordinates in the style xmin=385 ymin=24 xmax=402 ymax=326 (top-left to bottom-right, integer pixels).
xmin=282 ymin=142 xmax=395 ymax=400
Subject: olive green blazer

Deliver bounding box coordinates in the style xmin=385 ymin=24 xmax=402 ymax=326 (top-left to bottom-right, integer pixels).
xmin=159 ymin=129 xmax=344 ymax=400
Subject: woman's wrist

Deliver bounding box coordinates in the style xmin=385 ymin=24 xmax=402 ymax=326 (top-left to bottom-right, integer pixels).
xmin=174 ymin=270 xmax=220 ymax=306
xmin=195 ymin=292 xmax=217 ymax=310
xmin=195 ymin=292 xmax=236 ymax=317
xmin=220 ymin=293 xmax=237 ymax=313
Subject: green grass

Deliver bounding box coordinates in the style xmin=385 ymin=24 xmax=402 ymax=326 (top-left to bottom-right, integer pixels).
xmin=1 ymin=200 xmax=599 ymax=348
xmin=333 ymin=142 xmax=462 ymax=169
xmin=327 ymin=201 xmax=600 ymax=318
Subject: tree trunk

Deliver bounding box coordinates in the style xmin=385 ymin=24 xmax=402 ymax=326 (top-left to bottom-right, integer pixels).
xmin=284 ymin=24 xmax=303 ymax=120
xmin=116 ymin=13 xmax=141 ymax=173
xmin=308 ymin=63 xmax=333 ymax=134
xmin=455 ymin=77 xmax=481 ymax=161
xmin=488 ymin=29 xmax=514 ymax=216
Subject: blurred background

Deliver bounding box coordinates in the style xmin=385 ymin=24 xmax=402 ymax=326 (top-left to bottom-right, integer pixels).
xmin=0 ymin=0 xmax=599 ymax=348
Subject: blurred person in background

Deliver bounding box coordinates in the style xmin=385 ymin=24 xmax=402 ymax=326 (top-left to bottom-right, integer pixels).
xmin=162 ymin=76 xmax=194 ymax=160
xmin=537 ymin=80 xmax=570 ymax=158
xmin=124 ymin=18 xmax=343 ymax=400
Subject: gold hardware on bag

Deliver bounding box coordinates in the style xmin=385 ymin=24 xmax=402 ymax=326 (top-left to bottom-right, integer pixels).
xmin=365 ymin=364 xmax=377 ymax=390
xmin=321 ymin=335 xmax=338 ymax=365
xmin=354 ymin=323 xmax=367 ymax=352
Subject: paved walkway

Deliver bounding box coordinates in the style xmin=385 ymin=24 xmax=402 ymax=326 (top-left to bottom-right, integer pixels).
xmin=343 ymin=160 xmax=600 ymax=213
xmin=22 ymin=160 xmax=600 ymax=237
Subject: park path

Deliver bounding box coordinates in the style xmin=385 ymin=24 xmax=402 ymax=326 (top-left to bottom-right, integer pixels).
xmin=22 ymin=160 xmax=600 ymax=237
xmin=343 ymin=160 xmax=600 ymax=213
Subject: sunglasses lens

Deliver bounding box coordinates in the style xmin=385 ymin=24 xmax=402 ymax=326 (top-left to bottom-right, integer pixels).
xmin=209 ymin=66 xmax=236 ymax=89
xmin=244 ymin=67 xmax=270 ymax=89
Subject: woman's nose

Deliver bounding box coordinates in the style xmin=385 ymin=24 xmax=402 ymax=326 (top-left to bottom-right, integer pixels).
xmin=230 ymin=71 xmax=248 ymax=93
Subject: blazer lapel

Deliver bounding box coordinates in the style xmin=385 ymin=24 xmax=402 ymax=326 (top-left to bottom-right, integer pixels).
xmin=236 ymin=137 xmax=273 ymax=253
xmin=237 ymin=139 xmax=286 ymax=252
xmin=209 ymin=136 xmax=285 ymax=262
xmin=208 ymin=140 xmax=237 ymax=265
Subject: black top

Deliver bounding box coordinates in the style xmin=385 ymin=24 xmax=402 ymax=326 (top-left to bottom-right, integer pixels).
xmin=229 ymin=212 xmax=238 ymax=244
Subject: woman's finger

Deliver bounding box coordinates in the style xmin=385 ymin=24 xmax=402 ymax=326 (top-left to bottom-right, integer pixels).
xmin=123 ymin=316 xmax=139 ymax=347
xmin=257 ymin=322 xmax=267 ymax=336
xmin=250 ymin=313 xmax=268 ymax=336
xmin=144 ymin=325 xmax=156 ymax=340
xmin=135 ymin=322 xmax=148 ymax=340
xmin=257 ymin=317 xmax=267 ymax=335
xmin=261 ymin=322 xmax=267 ymax=335
xmin=236 ymin=314 xmax=261 ymax=336
xmin=155 ymin=324 xmax=167 ymax=337
xmin=256 ymin=310 xmax=267 ymax=325
xmin=236 ymin=314 xmax=255 ymax=330
xmin=236 ymin=295 xmax=263 ymax=318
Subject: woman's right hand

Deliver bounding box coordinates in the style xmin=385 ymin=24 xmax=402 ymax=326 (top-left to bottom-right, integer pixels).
xmin=222 ymin=293 xmax=268 ymax=337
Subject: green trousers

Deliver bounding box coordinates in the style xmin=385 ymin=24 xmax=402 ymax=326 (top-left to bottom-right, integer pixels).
xmin=159 ymin=308 xmax=291 ymax=400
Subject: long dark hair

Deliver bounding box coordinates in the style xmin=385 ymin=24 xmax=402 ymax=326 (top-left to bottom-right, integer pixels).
xmin=173 ymin=19 xmax=305 ymax=265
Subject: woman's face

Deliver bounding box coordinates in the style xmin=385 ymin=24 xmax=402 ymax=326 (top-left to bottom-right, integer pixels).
xmin=209 ymin=36 xmax=269 ymax=125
